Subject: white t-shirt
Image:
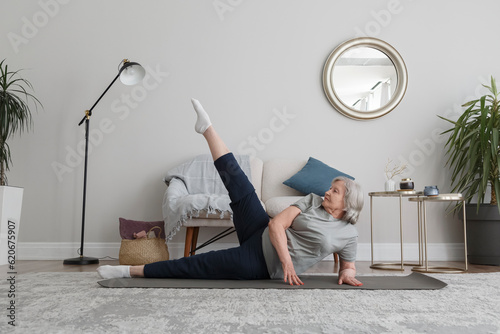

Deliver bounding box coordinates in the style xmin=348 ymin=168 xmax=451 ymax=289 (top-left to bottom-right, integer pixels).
xmin=261 ymin=194 xmax=358 ymax=279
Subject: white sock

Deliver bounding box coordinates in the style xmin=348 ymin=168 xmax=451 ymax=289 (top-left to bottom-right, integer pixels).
xmin=97 ymin=265 xmax=131 ymax=279
xmin=191 ymin=98 xmax=212 ymax=134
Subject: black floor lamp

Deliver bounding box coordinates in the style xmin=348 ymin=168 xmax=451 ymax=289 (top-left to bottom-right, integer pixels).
xmin=63 ymin=59 xmax=146 ymax=265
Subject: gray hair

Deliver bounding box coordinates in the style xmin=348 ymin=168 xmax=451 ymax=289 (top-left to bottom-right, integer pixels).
xmin=332 ymin=176 xmax=364 ymax=225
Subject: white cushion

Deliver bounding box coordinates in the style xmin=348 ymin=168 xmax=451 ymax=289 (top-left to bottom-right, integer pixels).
xmin=265 ymin=196 xmax=305 ymax=218
xmin=261 ymin=159 xmax=306 ymax=203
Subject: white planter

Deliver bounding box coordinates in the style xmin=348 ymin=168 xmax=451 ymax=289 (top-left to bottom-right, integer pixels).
xmin=385 ymin=179 xmax=396 ymax=191
xmin=0 ymin=186 xmax=24 ymax=266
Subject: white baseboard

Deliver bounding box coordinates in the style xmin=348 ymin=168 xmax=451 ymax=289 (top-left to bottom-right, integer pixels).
xmin=18 ymin=242 xmax=122 ymax=261
xmin=357 ymin=242 xmax=467 ymax=262
xmin=17 ymin=242 xmax=467 ymax=262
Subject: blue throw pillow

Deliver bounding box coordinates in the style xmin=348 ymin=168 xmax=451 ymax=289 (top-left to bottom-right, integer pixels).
xmin=283 ymin=157 xmax=354 ymax=196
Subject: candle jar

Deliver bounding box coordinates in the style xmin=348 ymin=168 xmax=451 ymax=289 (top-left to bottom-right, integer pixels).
xmin=424 ymin=185 xmax=439 ymax=196
xmin=400 ymin=178 xmax=414 ymax=190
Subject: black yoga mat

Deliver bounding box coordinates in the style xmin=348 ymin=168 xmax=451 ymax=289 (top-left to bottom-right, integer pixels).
xmin=98 ymin=272 xmax=446 ymax=290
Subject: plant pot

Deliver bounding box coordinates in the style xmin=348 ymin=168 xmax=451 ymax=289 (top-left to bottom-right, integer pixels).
xmin=465 ymin=203 xmax=500 ymax=266
xmin=385 ymin=179 xmax=396 ymax=191
xmin=0 ymin=186 xmax=24 ymax=266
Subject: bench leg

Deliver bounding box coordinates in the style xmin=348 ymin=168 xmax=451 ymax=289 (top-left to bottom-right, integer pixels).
xmin=334 ymin=252 xmax=339 ymax=263
xmin=191 ymin=227 xmax=200 ymax=256
xmin=184 ymin=227 xmax=194 ymax=257
xmin=184 ymin=227 xmax=201 ymax=257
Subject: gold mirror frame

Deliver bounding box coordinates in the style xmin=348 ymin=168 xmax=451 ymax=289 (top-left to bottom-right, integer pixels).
xmin=322 ymin=37 xmax=408 ymax=120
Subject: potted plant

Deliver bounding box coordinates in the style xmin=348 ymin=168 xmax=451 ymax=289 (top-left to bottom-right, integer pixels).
xmin=439 ymin=76 xmax=500 ymax=265
xmin=384 ymin=158 xmax=407 ymax=191
xmin=0 ymin=59 xmax=42 ymax=265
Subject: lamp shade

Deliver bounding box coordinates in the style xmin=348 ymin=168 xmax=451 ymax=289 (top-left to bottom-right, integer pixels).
xmin=119 ymin=61 xmax=146 ymax=85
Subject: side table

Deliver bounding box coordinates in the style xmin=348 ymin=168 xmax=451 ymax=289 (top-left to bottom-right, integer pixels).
xmin=408 ymin=193 xmax=468 ymax=273
xmin=369 ymin=191 xmax=424 ymax=271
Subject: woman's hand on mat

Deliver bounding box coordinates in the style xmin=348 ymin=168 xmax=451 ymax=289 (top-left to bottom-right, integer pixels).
xmin=338 ymin=268 xmax=362 ymax=286
xmin=282 ymin=261 xmax=303 ymax=285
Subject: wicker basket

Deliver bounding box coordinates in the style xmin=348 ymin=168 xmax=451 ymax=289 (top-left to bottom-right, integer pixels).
xmin=119 ymin=226 xmax=169 ymax=265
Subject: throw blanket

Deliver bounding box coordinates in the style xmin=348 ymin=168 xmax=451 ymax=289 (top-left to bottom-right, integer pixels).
xmin=162 ymin=154 xmax=251 ymax=241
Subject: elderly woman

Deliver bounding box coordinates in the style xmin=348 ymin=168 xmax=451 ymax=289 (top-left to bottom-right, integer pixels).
xmin=98 ymin=99 xmax=364 ymax=286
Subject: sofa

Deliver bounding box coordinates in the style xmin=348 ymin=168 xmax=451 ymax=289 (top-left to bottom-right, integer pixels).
xmin=163 ymin=155 xmax=349 ymax=261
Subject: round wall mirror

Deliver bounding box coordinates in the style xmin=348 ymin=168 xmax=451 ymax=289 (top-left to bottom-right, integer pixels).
xmin=323 ymin=38 xmax=408 ymax=120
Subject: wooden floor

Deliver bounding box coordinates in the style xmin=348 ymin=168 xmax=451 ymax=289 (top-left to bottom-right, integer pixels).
xmin=4 ymin=260 xmax=500 ymax=275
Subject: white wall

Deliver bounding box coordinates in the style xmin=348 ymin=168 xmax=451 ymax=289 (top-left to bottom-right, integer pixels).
xmin=3 ymin=0 xmax=499 ymax=260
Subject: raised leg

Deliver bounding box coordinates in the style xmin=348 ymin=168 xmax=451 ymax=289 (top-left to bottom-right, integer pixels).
xmin=203 ymin=126 xmax=230 ymax=161
xmin=97 ymin=100 xmax=269 ymax=280
xmin=191 ymin=98 xmax=252 ymax=202
xmin=192 ymin=99 xmax=269 ymax=244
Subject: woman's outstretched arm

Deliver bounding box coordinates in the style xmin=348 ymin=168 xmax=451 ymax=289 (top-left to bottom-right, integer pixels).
xmin=268 ymin=206 xmax=303 ymax=285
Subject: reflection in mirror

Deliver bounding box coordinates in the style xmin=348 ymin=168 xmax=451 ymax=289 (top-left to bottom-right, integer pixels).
xmin=322 ymin=37 xmax=408 ymax=120
xmin=332 ymin=47 xmax=397 ymax=112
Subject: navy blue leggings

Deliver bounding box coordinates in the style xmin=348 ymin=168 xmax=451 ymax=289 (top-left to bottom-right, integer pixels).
xmin=144 ymin=153 xmax=271 ymax=279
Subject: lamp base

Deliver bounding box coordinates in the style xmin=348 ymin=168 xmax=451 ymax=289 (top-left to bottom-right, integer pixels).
xmin=63 ymin=256 xmax=99 ymax=265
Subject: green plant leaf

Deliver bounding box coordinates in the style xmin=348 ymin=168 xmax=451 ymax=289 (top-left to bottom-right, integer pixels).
xmin=439 ymin=76 xmax=500 ymax=214
xmin=462 ymin=99 xmax=478 ymax=108
xmin=0 ymin=59 xmax=42 ymax=185
xmin=492 ymin=131 xmax=499 ymax=162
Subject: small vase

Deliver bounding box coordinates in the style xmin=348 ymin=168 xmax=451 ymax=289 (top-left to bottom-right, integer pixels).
xmin=385 ymin=179 xmax=396 ymax=191
xmin=424 ymin=185 xmax=439 ymax=196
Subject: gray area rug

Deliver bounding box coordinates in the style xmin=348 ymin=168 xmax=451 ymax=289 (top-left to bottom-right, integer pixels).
xmin=98 ymin=272 xmax=447 ymax=290
xmin=1 ymin=272 xmax=499 ymax=333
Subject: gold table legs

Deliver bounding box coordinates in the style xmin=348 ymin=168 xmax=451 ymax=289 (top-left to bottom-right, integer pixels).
xmin=370 ymin=192 xmax=423 ymax=271
xmin=411 ymin=197 xmax=468 ymax=273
